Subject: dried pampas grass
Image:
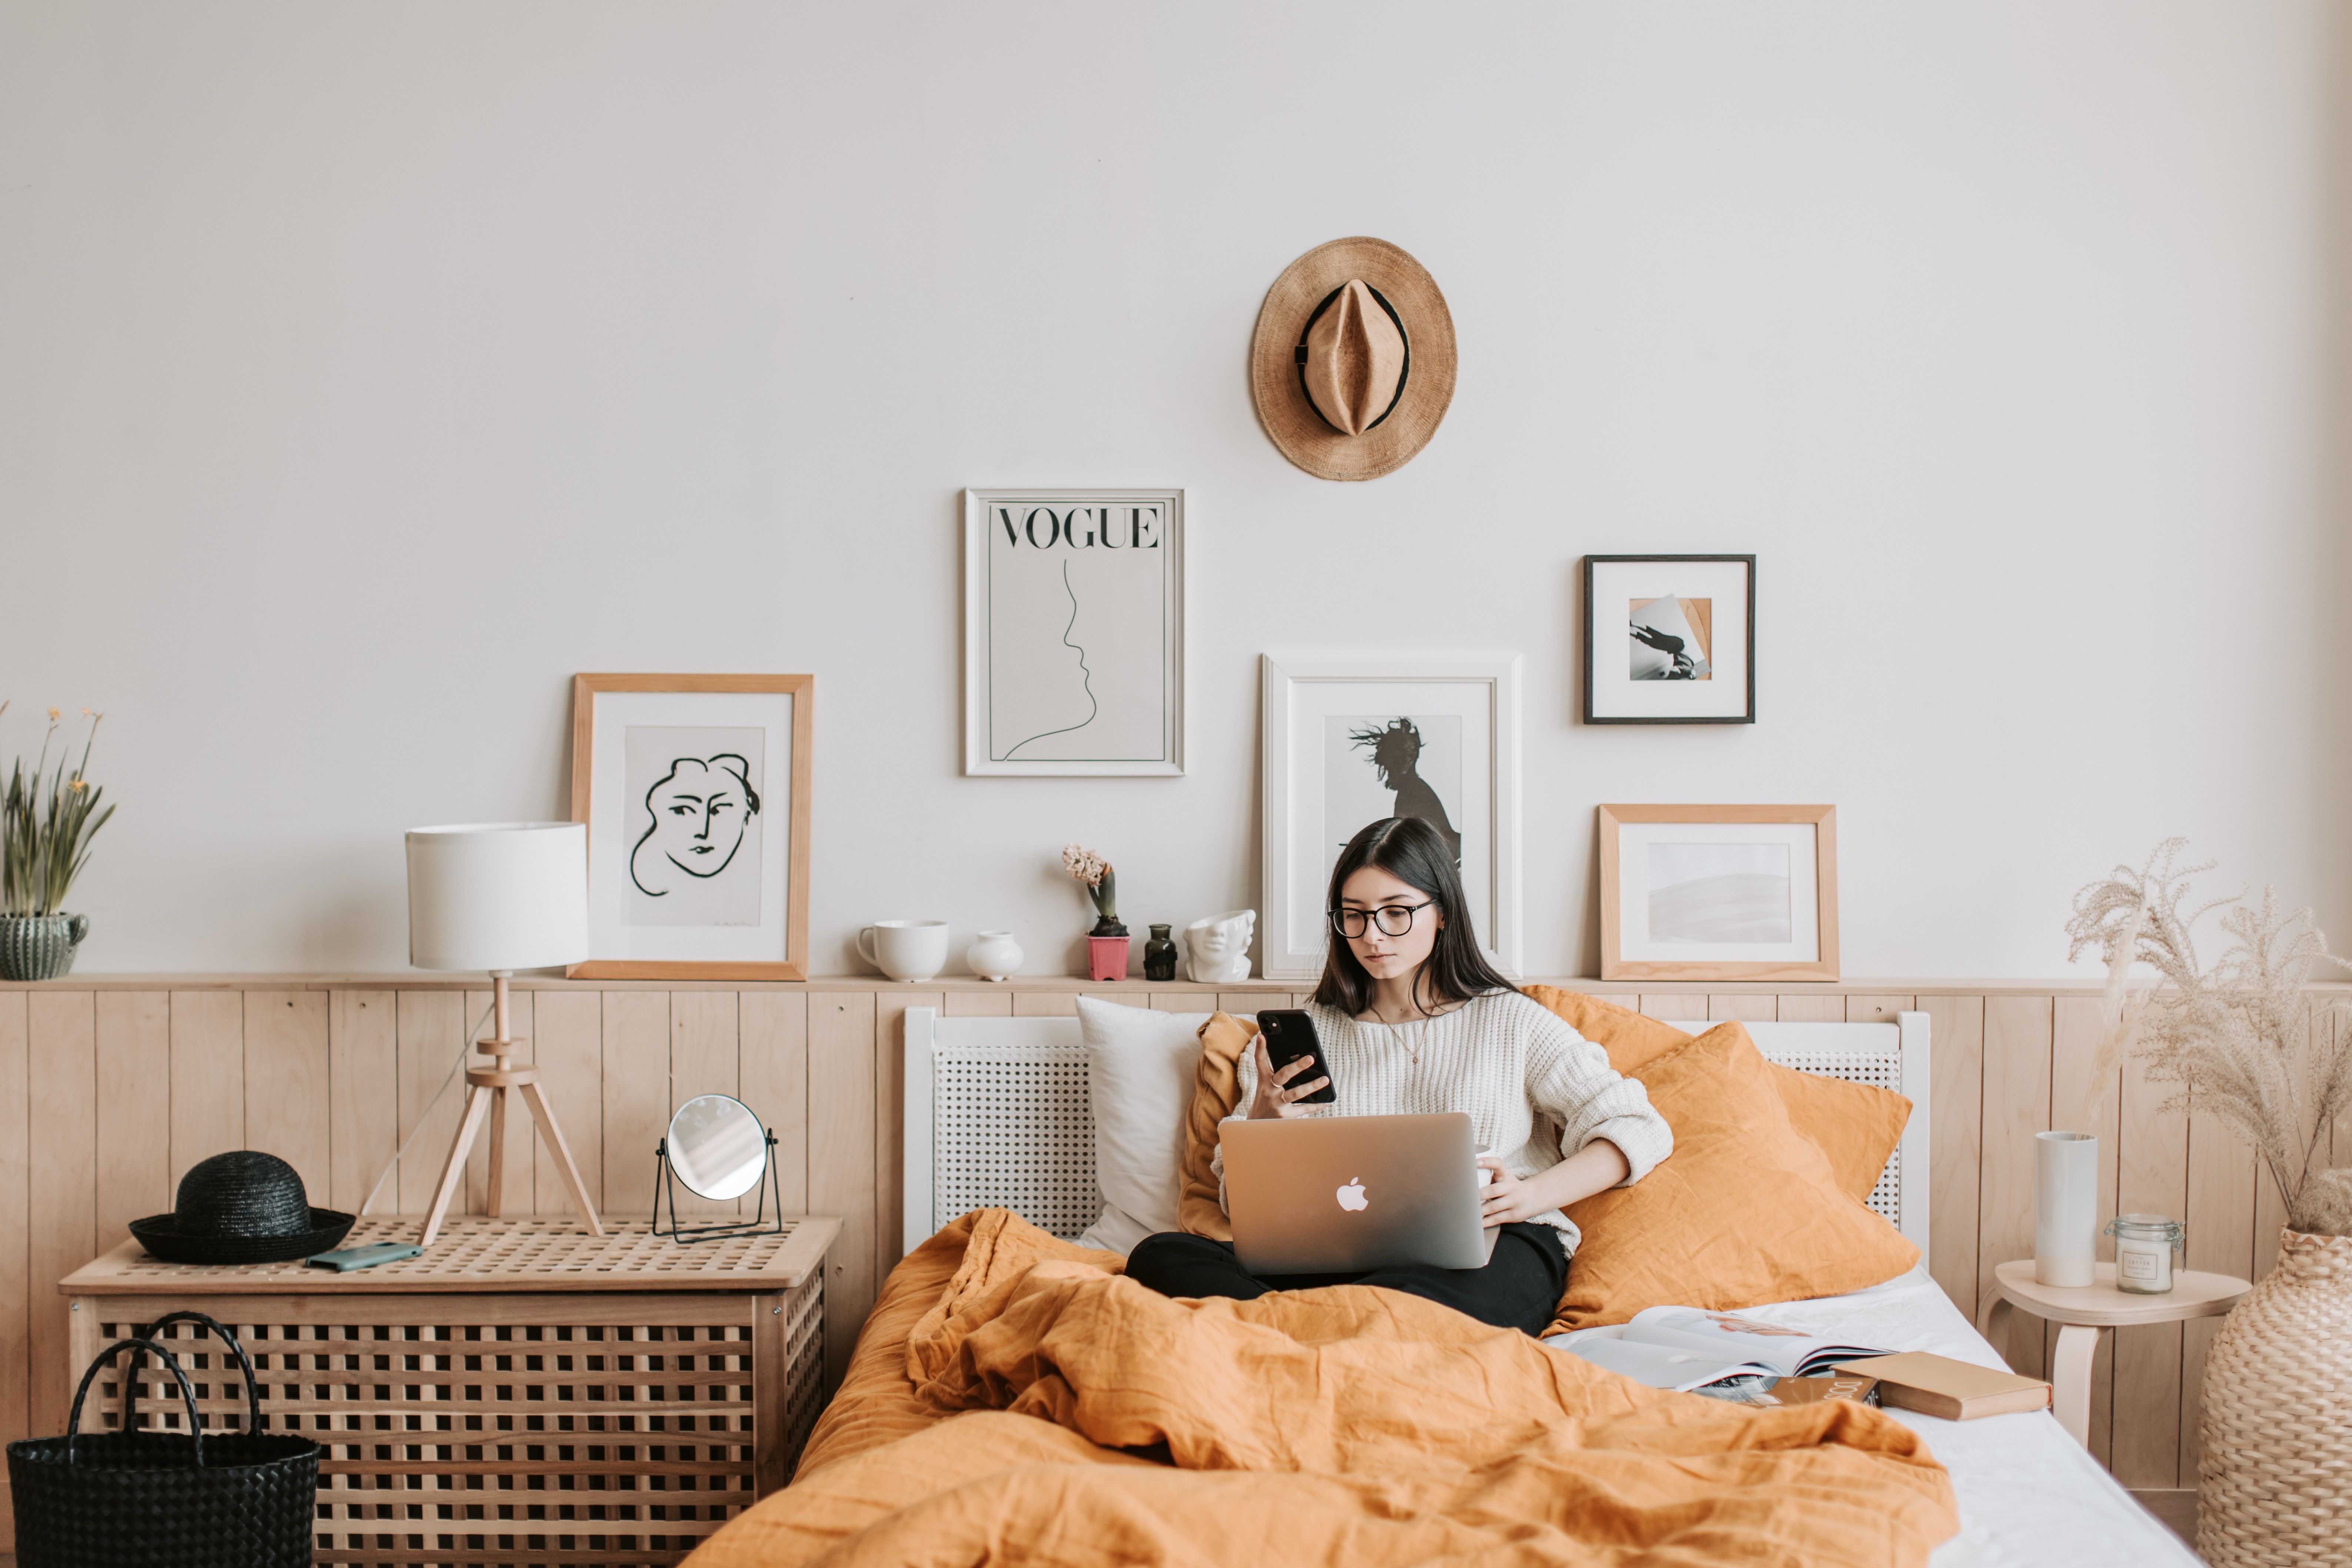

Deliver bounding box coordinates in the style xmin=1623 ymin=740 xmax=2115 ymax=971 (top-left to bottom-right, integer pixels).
xmin=2068 ymin=840 xmax=2352 ymax=1237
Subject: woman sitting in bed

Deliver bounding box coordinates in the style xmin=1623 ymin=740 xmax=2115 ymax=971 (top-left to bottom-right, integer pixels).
xmin=1125 ymin=815 xmax=1673 ymax=1335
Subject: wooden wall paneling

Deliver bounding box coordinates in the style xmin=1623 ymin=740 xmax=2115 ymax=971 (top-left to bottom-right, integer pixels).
xmin=1707 ymin=995 xmax=1777 ymax=1022
xmin=26 ymin=992 xmax=95 ymax=1442
xmin=2181 ymin=1086 xmax=2257 ymax=1486
xmin=871 ymin=992 xmax=941 ymax=1266
xmin=1640 ymin=994 xmax=1709 ymax=1023
xmin=529 ymin=990 xmax=605 ymax=1218
xmin=168 ymin=990 xmax=245 ymax=1191
xmin=1011 ymin=992 xmax=1076 ymax=1016
xmin=1218 ymin=994 xmax=1267 ymax=1020
xmin=1147 ymin=993 xmax=1190 ymax=1012
xmin=942 ymin=991 xmax=1012 ymax=1018
xmin=244 ymin=990 xmax=330 ymax=1205
xmin=1919 ymin=995 xmax=1983 ymax=1318
xmin=92 ymin=992 xmax=169 ymax=1247
xmin=1846 ymin=994 xmax=1915 ymax=1023
xmin=394 ymin=990 xmax=468 ymax=1214
xmin=1774 ymin=994 xmax=1847 ymax=1023
xmin=464 ymin=986 xmax=534 ymax=1217
xmin=2049 ymin=996 xmax=2120 ymax=1461
xmin=0 ymin=994 xmax=29 ymax=1476
xmin=327 ymin=990 xmax=397 ymax=1216
xmin=740 ymin=993 xmax=810 ymax=1216
xmin=669 ymin=992 xmax=740 ymax=1215
xmin=2111 ymin=1052 xmax=2189 ymax=1489
xmin=808 ymin=993 xmax=878 ymax=1392
xmin=601 ymin=992 xmax=672 ymax=1214
xmin=1978 ymin=996 xmax=2052 ymax=1373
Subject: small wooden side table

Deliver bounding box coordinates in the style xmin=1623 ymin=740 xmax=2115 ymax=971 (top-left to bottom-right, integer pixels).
xmin=63 ymin=1214 xmax=839 ymax=1568
xmin=1977 ymin=1259 xmax=2250 ymax=1448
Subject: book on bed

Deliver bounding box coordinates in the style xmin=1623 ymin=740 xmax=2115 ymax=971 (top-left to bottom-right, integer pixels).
xmin=1552 ymin=1306 xmax=1892 ymax=1393
xmin=1831 ymin=1353 xmax=2052 ymax=1420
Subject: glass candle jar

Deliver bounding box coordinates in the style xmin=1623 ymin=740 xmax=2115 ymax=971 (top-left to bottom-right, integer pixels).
xmin=2104 ymin=1214 xmax=2185 ymax=1294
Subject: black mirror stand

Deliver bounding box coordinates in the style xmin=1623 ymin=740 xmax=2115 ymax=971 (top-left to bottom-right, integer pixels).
xmin=650 ymin=1129 xmax=786 ymax=1243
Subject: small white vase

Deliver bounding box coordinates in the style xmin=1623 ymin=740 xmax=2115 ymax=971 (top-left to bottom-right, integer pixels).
xmin=966 ymin=930 xmax=1023 ymax=983
xmin=2035 ymin=1130 xmax=2099 ymax=1287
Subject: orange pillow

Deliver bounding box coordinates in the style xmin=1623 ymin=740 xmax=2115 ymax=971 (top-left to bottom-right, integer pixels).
xmin=1548 ymin=1022 xmax=1920 ymax=1330
xmin=1177 ymin=1011 xmax=1255 ymax=1240
xmin=1521 ymin=984 xmax=1693 ymax=1074
xmin=1520 ymin=986 xmax=1909 ymax=1204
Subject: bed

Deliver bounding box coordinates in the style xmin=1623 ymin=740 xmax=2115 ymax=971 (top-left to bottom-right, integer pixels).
xmin=688 ymin=1005 xmax=2201 ymax=1567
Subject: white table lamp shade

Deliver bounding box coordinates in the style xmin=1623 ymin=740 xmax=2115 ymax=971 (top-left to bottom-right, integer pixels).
xmin=407 ymin=822 xmax=589 ymax=972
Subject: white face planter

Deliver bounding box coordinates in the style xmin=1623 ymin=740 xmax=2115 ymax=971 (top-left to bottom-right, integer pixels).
xmin=1184 ymin=909 xmax=1256 ymax=984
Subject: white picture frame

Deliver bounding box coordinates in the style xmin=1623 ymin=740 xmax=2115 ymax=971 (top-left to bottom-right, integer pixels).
xmin=963 ymin=488 xmax=1185 ymax=776
xmin=1259 ymin=654 xmax=1522 ymax=980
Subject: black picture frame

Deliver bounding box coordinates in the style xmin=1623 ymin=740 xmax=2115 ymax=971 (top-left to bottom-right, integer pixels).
xmin=1582 ymin=554 xmax=1756 ymax=724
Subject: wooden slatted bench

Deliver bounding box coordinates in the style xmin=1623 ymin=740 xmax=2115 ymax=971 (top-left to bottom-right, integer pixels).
xmin=60 ymin=1214 xmax=836 ymax=1568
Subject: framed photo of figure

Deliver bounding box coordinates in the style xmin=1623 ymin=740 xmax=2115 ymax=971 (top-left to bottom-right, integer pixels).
xmin=567 ymin=673 xmax=813 ymax=980
xmin=1597 ymin=804 xmax=1837 ymax=981
xmin=1583 ymin=555 xmax=1755 ymax=723
xmin=1260 ymin=655 xmax=1522 ymax=980
xmin=963 ymin=488 xmax=1185 ymax=775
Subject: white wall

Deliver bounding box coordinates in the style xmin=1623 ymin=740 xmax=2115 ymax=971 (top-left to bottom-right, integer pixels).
xmin=3 ymin=1 xmax=2347 ymax=978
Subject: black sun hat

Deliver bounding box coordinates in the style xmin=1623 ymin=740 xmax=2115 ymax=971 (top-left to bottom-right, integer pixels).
xmin=128 ymin=1151 xmax=354 ymax=1265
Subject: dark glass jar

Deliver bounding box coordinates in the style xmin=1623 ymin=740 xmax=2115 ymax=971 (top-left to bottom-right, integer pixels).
xmin=1142 ymin=923 xmax=1179 ymax=982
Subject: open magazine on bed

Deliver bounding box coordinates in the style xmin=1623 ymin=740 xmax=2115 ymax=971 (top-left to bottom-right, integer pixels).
xmin=1550 ymin=1306 xmax=1893 ymax=1393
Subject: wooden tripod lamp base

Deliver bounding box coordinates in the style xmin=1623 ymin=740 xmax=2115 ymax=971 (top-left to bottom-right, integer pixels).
xmin=420 ymin=973 xmax=604 ymax=1247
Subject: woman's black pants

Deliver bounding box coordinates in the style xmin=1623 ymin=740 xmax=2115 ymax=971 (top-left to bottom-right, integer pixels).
xmin=1123 ymin=1223 xmax=1566 ymax=1337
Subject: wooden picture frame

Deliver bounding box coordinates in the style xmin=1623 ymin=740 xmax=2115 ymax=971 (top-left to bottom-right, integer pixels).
xmin=963 ymin=488 xmax=1185 ymax=776
xmin=1597 ymin=803 xmax=1837 ymax=981
xmin=567 ymin=673 xmax=813 ymax=980
xmin=1583 ymin=554 xmax=1756 ymax=724
xmin=1260 ymin=653 xmax=1522 ymax=979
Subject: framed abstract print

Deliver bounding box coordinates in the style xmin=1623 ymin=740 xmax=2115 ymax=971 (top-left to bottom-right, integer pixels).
xmin=963 ymin=488 xmax=1185 ymax=776
xmin=1597 ymin=803 xmax=1837 ymax=982
xmin=1260 ymin=654 xmax=1521 ymax=980
xmin=567 ymin=673 xmax=813 ymax=980
xmin=1583 ymin=555 xmax=1755 ymax=723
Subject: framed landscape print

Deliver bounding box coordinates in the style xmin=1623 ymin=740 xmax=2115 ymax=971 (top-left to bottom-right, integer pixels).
xmin=1260 ymin=654 xmax=1521 ymax=980
xmin=568 ymin=673 xmax=813 ymax=979
xmin=1583 ymin=555 xmax=1755 ymax=723
xmin=963 ymin=488 xmax=1184 ymax=775
xmin=1597 ymin=804 xmax=1837 ymax=981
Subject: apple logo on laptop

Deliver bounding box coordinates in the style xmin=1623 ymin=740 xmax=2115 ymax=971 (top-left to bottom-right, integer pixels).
xmin=1336 ymin=1177 xmax=1368 ymax=1212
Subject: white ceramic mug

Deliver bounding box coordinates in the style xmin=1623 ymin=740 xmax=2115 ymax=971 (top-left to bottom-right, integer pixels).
xmin=858 ymin=920 xmax=949 ymax=982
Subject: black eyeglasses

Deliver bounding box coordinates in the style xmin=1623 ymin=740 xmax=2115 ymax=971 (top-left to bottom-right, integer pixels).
xmin=1329 ymin=902 xmax=1435 ymax=939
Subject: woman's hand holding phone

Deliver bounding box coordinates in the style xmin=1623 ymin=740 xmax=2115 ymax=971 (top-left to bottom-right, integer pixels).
xmin=1247 ymin=1033 xmax=1330 ymax=1119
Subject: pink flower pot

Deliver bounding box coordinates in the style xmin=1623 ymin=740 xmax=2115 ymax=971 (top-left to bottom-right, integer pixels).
xmin=1087 ymin=936 xmax=1130 ymax=982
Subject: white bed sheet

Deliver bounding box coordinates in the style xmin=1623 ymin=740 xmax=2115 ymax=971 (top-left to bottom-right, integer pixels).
xmin=1546 ymin=1266 xmax=2199 ymax=1568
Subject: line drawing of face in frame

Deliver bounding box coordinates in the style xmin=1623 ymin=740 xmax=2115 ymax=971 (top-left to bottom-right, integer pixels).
xmin=624 ymin=725 xmax=766 ymax=927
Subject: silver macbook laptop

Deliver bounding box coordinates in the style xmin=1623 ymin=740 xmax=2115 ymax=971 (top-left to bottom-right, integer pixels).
xmin=1220 ymin=1112 xmax=1497 ymax=1275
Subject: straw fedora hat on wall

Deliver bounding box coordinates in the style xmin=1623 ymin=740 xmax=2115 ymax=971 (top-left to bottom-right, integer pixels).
xmin=1250 ymin=237 xmax=1457 ymax=481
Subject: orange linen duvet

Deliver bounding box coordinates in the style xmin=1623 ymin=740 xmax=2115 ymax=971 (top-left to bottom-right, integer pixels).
xmin=689 ymin=1211 xmax=1958 ymax=1567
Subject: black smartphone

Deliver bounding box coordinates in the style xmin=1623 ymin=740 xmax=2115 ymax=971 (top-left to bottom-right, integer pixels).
xmin=1256 ymin=1009 xmax=1337 ymax=1104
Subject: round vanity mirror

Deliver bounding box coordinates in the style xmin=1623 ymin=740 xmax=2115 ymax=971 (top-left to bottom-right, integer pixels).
xmin=665 ymin=1094 xmax=768 ymax=1201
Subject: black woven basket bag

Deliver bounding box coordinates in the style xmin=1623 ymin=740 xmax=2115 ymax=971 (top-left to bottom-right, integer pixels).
xmin=7 ymin=1311 xmax=318 ymax=1568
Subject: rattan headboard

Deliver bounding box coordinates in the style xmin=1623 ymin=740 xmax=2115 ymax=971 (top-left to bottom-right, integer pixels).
xmin=901 ymin=1007 xmax=1931 ymax=1263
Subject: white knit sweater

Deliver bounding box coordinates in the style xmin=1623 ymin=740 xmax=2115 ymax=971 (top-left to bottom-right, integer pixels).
xmin=1215 ymin=990 xmax=1674 ymax=1256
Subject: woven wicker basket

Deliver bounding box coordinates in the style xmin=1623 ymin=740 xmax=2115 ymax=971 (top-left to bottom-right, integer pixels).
xmin=2199 ymin=1228 xmax=2352 ymax=1567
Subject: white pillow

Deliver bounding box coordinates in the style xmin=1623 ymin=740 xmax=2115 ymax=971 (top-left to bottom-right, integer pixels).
xmin=1074 ymin=996 xmax=1210 ymax=1254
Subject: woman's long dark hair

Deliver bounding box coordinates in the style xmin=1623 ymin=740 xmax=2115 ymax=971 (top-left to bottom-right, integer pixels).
xmin=1311 ymin=816 xmax=1514 ymax=1017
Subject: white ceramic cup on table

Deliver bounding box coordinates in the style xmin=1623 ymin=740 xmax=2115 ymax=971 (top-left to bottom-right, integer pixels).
xmin=858 ymin=920 xmax=949 ymax=982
